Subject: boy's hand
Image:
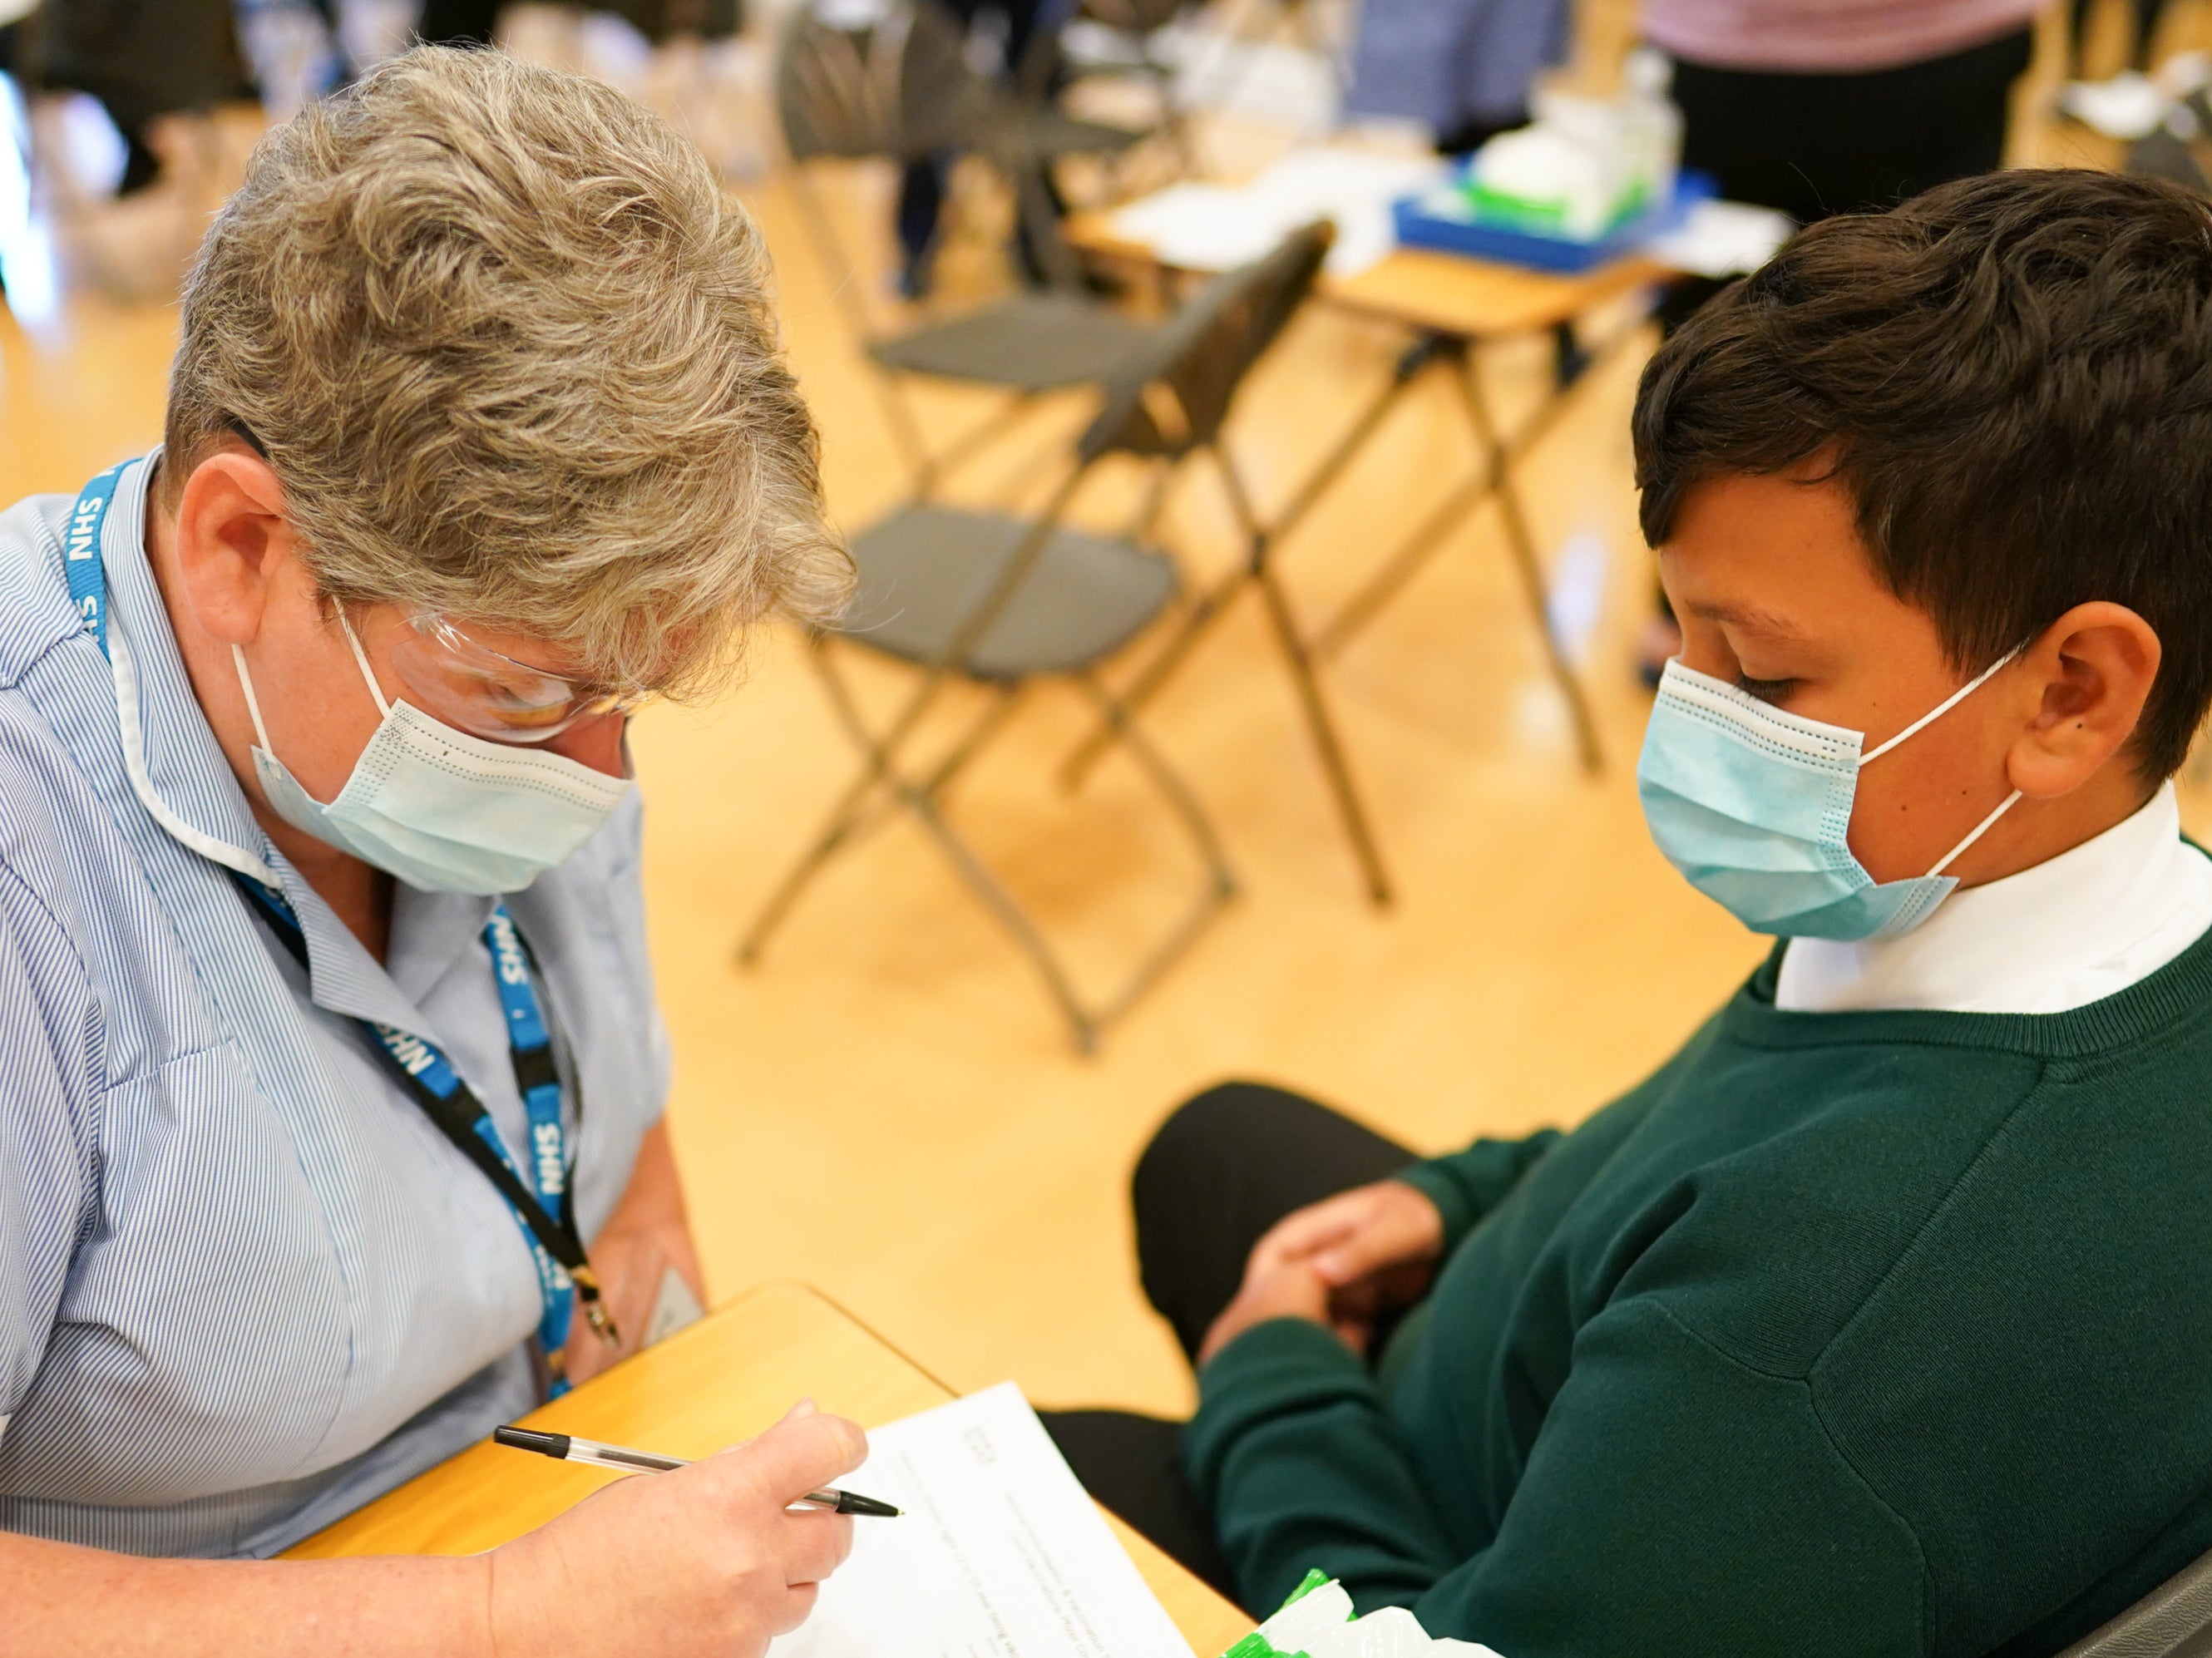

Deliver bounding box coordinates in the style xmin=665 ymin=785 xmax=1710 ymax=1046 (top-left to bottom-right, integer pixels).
xmin=1198 ymin=1261 xmax=1337 ymax=1368
xmin=1242 ymin=1181 xmax=1445 ymax=1347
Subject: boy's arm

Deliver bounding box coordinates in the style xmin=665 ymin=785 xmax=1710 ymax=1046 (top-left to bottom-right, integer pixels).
xmin=1187 ymin=1300 xmax=1926 ymax=1658
xmin=1392 ymin=1130 xmax=1563 ymax=1252
xmin=1186 ymin=1320 xmax=1459 ymax=1613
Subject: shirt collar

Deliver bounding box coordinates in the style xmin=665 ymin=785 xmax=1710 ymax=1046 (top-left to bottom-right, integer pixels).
xmin=1777 ymin=782 xmax=2212 ymax=1014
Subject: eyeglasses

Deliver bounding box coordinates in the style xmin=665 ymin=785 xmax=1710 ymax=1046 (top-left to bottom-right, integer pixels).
xmin=384 ymin=613 xmax=651 ymax=744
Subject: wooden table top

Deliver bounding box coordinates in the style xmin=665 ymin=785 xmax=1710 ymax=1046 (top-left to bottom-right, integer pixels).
xmin=1064 ymin=208 xmax=1667 ymax=339
xmin=285 ymin=1281 xmax=1252 ymax=1657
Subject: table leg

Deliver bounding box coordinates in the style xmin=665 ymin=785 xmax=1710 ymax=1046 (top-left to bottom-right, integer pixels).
xmin=1450 ymin=349 xmax=1604 ymax=775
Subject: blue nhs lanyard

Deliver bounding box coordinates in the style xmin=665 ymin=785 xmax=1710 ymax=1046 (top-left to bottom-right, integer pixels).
xmin=64 ymin=466 xmax=612 ymax=1386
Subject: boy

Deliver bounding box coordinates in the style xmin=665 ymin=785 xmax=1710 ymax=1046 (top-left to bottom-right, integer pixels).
xmin=1049 ymin=168 xmax=2212 ymax=1656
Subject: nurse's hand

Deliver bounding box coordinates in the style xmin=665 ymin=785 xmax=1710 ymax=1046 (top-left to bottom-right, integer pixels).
xmin=1241 ymin=1180 xmax=1444 ymax=1350
xmin=486 ymin=1399 xmax=865 ymax=1658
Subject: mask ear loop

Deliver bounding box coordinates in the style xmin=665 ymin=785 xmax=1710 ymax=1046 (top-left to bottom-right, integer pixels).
xmin=1862 ymin=649 xmax=2020 ymax=763
xmin=231 ymin=644 xmax=276 ymax=753
xmin=1925 ymin=787 xmax=2024 ymax=878
xmin=337 ymin=608 xmax=393 ymax=718
xmin=1857 ymin=647 xmax=2028 ymax=879
xmin=235 ymin=611 xmax=394 ymax=753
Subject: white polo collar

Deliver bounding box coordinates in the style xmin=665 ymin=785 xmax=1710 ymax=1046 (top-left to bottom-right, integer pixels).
xmin=1778 ymin=782 xmax=2212 ymax=1014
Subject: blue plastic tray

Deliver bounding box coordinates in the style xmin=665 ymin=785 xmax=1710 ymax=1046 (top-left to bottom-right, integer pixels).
xmin=1392 ymin=170 xmax=1717 ymax=273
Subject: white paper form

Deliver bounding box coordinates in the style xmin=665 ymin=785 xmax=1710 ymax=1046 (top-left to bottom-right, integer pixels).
xmin=769 ymin=1382 xmax=1200 ymax=1658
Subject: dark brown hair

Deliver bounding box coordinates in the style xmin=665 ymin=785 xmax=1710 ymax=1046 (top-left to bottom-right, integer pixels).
xmin=1633 ymin=167 xmax=2212 ymax=779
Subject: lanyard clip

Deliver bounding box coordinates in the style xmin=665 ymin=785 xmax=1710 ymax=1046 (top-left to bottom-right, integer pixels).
xmin=571 ymin=1266 xmax=622 ymax=1348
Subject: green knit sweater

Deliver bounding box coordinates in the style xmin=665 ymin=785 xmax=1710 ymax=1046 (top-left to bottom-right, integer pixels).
xmin=1186 ymin=933 xmax=2212 ymax=1657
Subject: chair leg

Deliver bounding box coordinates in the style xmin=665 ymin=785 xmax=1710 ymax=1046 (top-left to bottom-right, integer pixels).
xmin=1257 ymin=567 xmax=1393 ymax=905
xmin=822 ymin=660 xmax=1023 ymax=847
xmin=1451 ymin=352 xmax=1604 ymax=776
xmin=910 ymin=675 xmax=1233 ymax=1049
xmin=900 ymin=780 xmax=1103 ymax=1052
xmin=1060 ymin=565 xmax=1253 ymax=788
xmin=1071 ymin=674 xmax=1237 ymax=903
xmin=737 ymin=639 xmax=960 ymax=965
xmin=1308 ymin=466 xmax=1492 ymax=664
xmin=785 ymin=166 xmax=938 ymax=496
xmin=748 ymin=644 xmax=1234 ymax=1049
xmin=1053 ymin=674 xmax=1239 ymax=1038
xmin=918 ymin=682 xmax=1025 ymax=802
xmin=734 ymin=759 xmax=893 ymax=967
xmin=921 ymin=390 xmax=1044 ymax=505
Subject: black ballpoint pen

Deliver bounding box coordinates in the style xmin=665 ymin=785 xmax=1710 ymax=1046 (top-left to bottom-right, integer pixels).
xmin=493 ymin=1424 xmax=904 ymax=1517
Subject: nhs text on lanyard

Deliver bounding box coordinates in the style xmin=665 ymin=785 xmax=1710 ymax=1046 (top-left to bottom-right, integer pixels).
xmin=62 ymin=465 xmax=615 ymax=1391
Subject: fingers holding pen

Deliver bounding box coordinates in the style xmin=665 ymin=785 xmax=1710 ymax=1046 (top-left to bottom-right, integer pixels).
xmin=733 ymin=1404 xmax=868 ymax=1507
xmin=484 ymin=1400 xmax=875 ymax=1658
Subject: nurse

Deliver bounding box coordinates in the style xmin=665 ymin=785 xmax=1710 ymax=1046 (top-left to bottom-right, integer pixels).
xmin=4 ymin=46 xmax=861 ymax=1657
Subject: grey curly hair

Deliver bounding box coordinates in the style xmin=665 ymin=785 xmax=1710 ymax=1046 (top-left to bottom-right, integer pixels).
xmin=164 ymin=43 xmax=850 ymax=698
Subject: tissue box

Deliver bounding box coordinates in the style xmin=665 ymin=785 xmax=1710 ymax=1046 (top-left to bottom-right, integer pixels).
xmin=1394 ymin=170 xmax=1716 ymax=273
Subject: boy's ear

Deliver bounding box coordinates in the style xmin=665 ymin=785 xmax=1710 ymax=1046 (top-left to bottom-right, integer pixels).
xmin=2004 ymin=601 xmax=2162 ymax=800
xmin=169 ymin=447 xmax=299 ymax=649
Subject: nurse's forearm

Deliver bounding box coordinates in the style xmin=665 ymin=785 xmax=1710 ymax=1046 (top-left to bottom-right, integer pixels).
xmin=6 ymin=1531 xmax=494 ymax=1657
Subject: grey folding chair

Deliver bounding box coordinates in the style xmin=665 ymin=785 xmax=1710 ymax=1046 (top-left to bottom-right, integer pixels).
xmin=1054 ymin=236 xmax=1407 ymax=905
xmin=775 ymin=0 xmax=1155 ymax=495
xmin=737 ymin=223 xmax=1335 ymax=1050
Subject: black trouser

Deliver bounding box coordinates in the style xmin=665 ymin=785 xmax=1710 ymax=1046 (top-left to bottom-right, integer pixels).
xmin=894 ymin=0 xmax=1045 ymax=261
xmin=1652 ymin=25 xmax=2033 ymax=332
xmin=1675 ymin=25 xmax=2032 ymax=227
xmin=1039 ymin=1081 xmax=1415 ymax=1609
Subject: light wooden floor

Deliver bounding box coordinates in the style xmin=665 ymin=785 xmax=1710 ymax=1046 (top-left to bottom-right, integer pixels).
xmin=4 ymin=16 xmax=2209 ymax=1424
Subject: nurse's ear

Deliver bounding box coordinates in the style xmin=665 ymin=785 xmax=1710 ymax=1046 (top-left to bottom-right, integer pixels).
xmin=165 ymin=442 xmax=305 ymax=647
xmin=2004 ymin=601 xmax=2162 ymax=799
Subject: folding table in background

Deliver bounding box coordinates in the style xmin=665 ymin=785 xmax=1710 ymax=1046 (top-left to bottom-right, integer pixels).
xmin=1064 ymin=186 xmax=1678 ymax=905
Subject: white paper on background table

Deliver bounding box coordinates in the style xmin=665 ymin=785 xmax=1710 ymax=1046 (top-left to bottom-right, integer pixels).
xmin=768 ymin=1381 xmax=1199 ymax=1658
xmin=1647 ymin=199 xmax=1795 ymax=279
xmin=1108 ymin=148 xmax=1447 ymax=278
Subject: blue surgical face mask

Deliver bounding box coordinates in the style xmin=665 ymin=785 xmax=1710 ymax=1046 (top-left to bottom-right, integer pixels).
xmin=234 ymin=614 xmax=633 ymax=896
xmin=1636 ymin=654 xmax=2022 ymax=941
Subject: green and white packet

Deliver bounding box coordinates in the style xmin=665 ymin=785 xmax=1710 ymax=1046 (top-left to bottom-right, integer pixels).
xmin=1219 ymin=1572 xmax=1508 ymax=1658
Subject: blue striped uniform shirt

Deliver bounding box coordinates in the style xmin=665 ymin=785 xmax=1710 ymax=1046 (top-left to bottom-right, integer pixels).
xmin=0 ymin=454 xmax=670 ymax=1557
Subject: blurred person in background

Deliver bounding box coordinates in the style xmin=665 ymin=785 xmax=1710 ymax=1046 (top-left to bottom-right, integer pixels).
xmin=4 ymin=46 xmax=867 ymax=1657
xmin=1645 ymin=0 xmax=2037 ymax=234
xmin=894 ymin=0 xmax=1067 ymax=297
xmin=25 ymin=0 xmax=244 ymax=195
xmin=416 ymin=0 xmax=504 ymax=44
xmin=1632 ymin=0 xmax=2040 ymax=678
